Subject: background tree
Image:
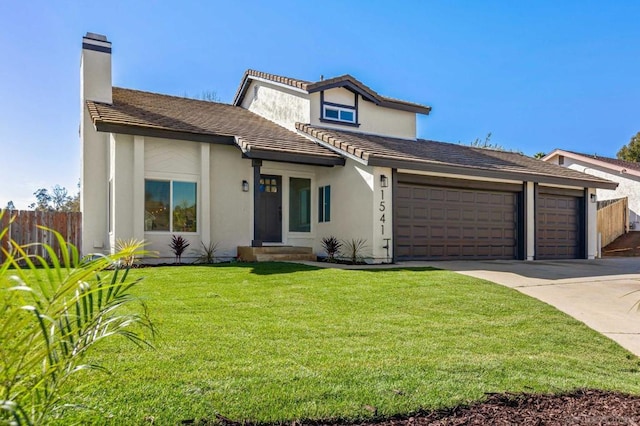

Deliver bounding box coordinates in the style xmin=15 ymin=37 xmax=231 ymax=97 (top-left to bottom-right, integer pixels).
xmin=5 ymin=201 xmax=15 ymax=210
xmin=183 ymin=90 xmax=220 ymax=102
xmin=464 ymin=132 xmax=512 ymax=151
xmin=29 ymin=188 xmax=52 ymax=211
xmin=533 ymin=152 xmax=546 ymax=159
xmin=27 ymin=183 xmax=80 ymax=212
xmin=51 ymin=185 xmax=71 ymax=211
xmin=617 ymin=131 xmax=640 ymax=162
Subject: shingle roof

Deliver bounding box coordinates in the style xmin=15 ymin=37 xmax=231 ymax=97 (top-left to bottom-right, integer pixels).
xmin=296 ymin=124 xmax=618 ymax=189
xmin=86 ymin=88 xmax=344 ymax=166
xmin=233 ymin=70 xmax=432 ymax=114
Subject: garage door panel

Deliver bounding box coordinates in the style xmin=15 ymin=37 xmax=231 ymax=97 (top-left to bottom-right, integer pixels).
xmin=536 ymin=193 xmax=583 ymax=260
xmin=396 ymin=183 xmax=518 ymax=260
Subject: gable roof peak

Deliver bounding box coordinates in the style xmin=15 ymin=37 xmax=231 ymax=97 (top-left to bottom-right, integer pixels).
xmin=233 ymin=69 xmax=431 ymax=115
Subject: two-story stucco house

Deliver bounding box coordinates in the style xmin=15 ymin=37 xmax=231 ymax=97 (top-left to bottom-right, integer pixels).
xmin=80 ymin=33 xmax=616 ymax=263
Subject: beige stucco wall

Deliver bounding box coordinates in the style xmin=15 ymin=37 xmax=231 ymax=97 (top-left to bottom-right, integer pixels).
xmin=323 ymin=87 xmax=357 ymax=106
xmin=241 ymin=80 xmax=310 ymax=131
xmin=310 ymin=90 xmax=416 ymax=140
xmin=314 ymin=159 xmax=388 ymax=262
xmin=209 ymin=145 xmax=253 ymax=259
xmin=85 ymin=131 xmax=255 ymax=262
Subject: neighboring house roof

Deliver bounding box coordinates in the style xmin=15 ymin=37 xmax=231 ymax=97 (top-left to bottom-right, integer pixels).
xmin=296 ymin=124 xmax=618 ymax=189
xmin=543 ymin=149 xmax=640 ymax=178
xmin=233 ymin=69 xmax=432 ymax=115
xmin=86 ymin=88 xmax=345 ymax=166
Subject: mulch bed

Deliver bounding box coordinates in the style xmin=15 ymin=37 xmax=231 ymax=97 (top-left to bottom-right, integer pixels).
xmin=202 ymin=389 xmax=640 ymax=426
xmin=358 ymin=389 xmax=640 ymax=426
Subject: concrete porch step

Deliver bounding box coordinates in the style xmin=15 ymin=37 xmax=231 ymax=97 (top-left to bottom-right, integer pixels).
xmin=237 ymin=246 xmax=316 ymax=262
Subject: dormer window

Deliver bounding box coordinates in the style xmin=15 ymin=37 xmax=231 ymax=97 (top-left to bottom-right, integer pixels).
xmin=323 ymin=104 xmax=356 ymax=124
xmin=319 ymin=90 xmax=360 ymax=127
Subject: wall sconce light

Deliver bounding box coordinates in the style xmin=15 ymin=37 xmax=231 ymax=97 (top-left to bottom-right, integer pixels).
xmin=590 ymin=193 xmax=597 ymax=203
xmin=380 ymin=174 xmax=389 ymax=188
xmin=242 ymin=180 xmax=249 ymax=192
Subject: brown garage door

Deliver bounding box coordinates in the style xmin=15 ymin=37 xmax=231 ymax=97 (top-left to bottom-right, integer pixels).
xmin=395 ymin=182 xmax=519 ymax=260
xmin=536 ymin=190 xmax=583 ymax=259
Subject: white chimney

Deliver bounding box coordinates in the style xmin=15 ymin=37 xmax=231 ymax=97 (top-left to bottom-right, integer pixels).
xmin=80 ymin=32 xmax=112 ymax=256
xmin=80 ymin=32 xmax=112 ymax=104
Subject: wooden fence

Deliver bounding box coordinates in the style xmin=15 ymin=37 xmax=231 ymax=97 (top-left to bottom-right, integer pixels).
xmin=0 ymin=210 xmax=82 ymax=263
xmin=596 ymin=197 xmax=628 ymax=248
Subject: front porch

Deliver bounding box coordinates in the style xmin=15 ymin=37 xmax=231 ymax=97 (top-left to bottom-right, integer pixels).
xmin=237 ymin=246 xmax=316 ymax=262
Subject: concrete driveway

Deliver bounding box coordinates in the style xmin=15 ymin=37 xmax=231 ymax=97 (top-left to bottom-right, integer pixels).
xmin=401 ymin=258 xmax=640 ymax=357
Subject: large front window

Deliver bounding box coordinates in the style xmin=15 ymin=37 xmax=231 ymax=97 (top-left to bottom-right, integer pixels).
xmin=289 ymin=178 xmax=311 ymax=232
xmin=145 ymin=179 xmax=197 ymax=232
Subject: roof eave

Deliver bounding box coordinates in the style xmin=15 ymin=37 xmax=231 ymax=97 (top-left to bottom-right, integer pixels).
xmin=379 ymin=100 xmax=432 ymax=115
xmin=368 ymin=156 xmax=619 ymax=190
xmin=232 ymin=71 xmax=251 ymax=106
xmin=241 ymin=148 xmax=345 ymax=167
xmin=307 ymin=80 xmax=378 ymax=103
xmin=93 ymin=121 xmax=236 ymax=145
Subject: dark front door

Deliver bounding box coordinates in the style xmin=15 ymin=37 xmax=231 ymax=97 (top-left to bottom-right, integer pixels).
xmin=258 ymin=175 xmax=282 ymax=243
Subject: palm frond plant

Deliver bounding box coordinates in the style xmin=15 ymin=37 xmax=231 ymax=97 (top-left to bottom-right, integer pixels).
xmin=341 ymin=238 xmax=368 ymax=264
xmin=321 ymin=236 xmax=342 ymax=262
xmin=0 ymin=211 xmax=154 ymax=425
xmin=114 ymin=237 xmax=146 ymax=267
xmin=192 ymin=241 xmax=219 ymax=264
xmin=169 ymin=235 xmax=190 ymax=264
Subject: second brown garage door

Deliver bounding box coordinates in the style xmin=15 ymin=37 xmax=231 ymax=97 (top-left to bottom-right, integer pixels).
xmin=395 ymin=181 xmax=520 ymax=260
xmin=536 ymin=189 xmax=584 ymax=259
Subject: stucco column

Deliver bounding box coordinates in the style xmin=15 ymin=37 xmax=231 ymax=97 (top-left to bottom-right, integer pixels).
xmin=525 ymin=182 xmax=535 ymax=260
xmin=586 ymin=188 xmax=597 ymax=259
xmin=200 ymin=143 xmax=211 ymax=248
xmin=251 ymin=159 xmax=262 ymax=247
xmin=133 ymin=136 xmax=144 ymax=243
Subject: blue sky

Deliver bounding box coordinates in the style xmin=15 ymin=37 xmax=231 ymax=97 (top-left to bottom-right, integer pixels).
xmin=2 ymin=1 xmax=640 ymax=209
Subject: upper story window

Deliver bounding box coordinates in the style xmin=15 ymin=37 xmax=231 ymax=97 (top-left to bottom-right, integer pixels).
xmin=323 ymin=104 xmax=356 ymax=124
xmin=320 ymin=90 xmax=359 ymax=127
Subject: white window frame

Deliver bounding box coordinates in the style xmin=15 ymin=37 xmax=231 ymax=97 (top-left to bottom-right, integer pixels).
xmin=322 ymin=104 xmax=357 ymax=124
xmin=144 ymin=178 xmax=198 ymax=233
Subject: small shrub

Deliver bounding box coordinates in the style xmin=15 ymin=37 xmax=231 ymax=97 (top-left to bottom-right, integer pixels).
xmin=341 ymin=238 xmax=368 ymax=264
xmin=192 ymin=241 xmax=219 ymax=264
xmin=115 ymin=237 xmax=145 ymax=267
xmin=169 ymin=235 xmax=190 ymax=263
xmin=321 ymin=236 xmax=342 ymax=262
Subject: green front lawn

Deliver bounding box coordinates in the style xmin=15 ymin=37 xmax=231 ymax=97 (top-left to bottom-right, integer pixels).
xmin=66 ymin=263 xmax=640 ymax=424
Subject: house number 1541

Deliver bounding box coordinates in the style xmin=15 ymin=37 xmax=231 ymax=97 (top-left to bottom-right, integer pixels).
xmin=379 ymin=189 xmax=385 ymax=235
